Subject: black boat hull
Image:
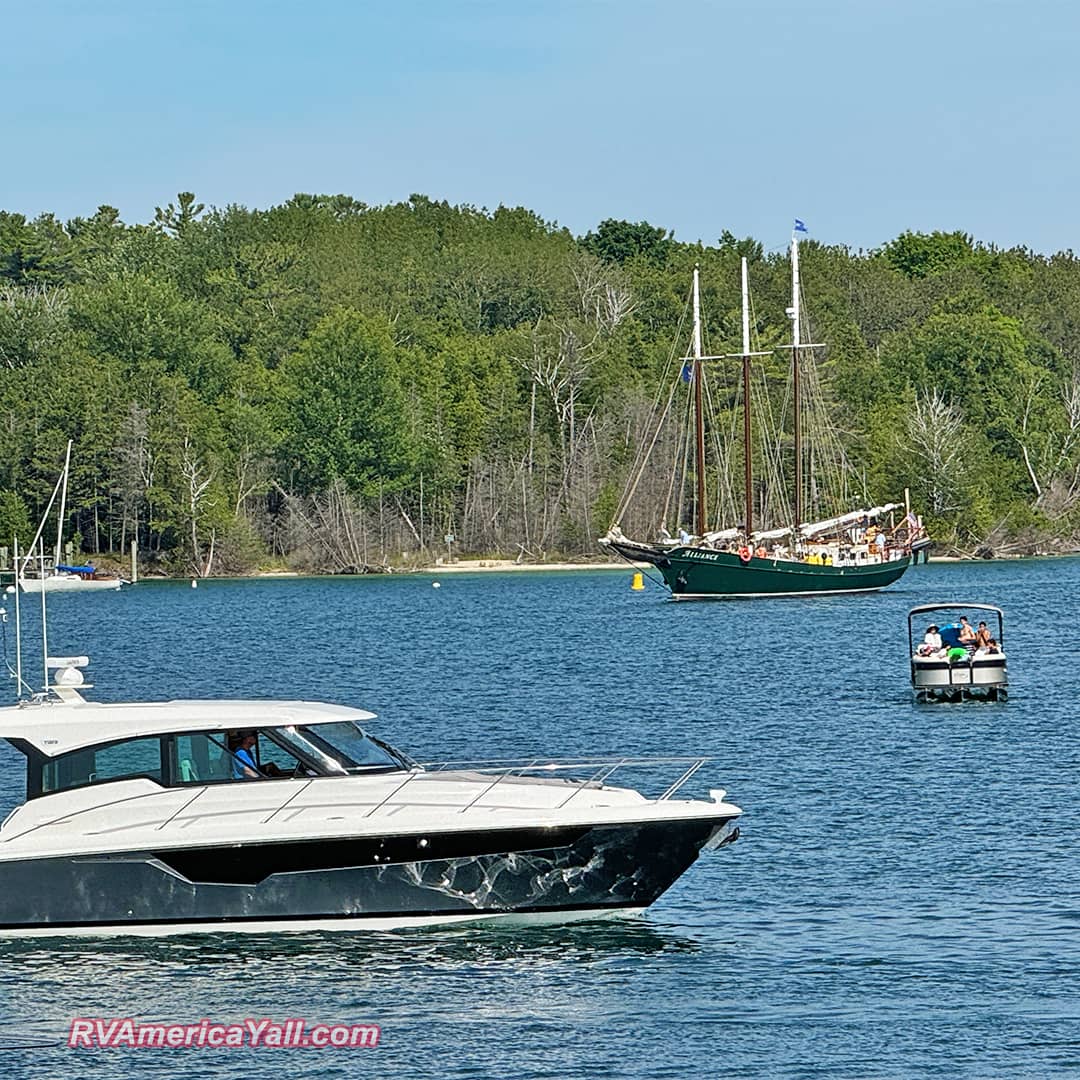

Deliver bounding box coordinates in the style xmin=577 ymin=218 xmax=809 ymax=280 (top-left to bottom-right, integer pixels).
xmin=0 ymin=817 xmax=738 ymax=936
xmin=605 ymin=539 xmax=914 ymax=598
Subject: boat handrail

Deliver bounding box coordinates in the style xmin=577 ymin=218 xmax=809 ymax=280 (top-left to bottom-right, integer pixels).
xmin=0 ymin=756 xmax=719 ymax=842
xmin=358 ymin=755 xmax=715 ymax=815
xmin=422 ymin=755 xmax=709 ymax=771
xmin=419 ymin=755 xmax=714 ymax=806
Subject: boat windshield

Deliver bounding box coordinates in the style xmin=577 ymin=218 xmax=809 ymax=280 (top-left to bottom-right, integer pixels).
xmin=270 ymin=722 xmax=413 ymax=774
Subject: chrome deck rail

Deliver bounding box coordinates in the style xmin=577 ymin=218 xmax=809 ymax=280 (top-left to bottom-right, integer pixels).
xmin=416 ymin=756 xmax=713 ymax=813
xmin=0 ymin=757 xmax=717 ymax=841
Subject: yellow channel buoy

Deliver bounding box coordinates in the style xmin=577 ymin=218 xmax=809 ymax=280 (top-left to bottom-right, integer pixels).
xmin=631 ymin=571 xmax=645 ymax=591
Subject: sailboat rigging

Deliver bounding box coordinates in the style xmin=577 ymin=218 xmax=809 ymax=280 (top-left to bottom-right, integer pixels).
xmin=600 ymin=228 xmax=931 ymax=598
xmin=17 ymin=441 xmax=123 ymax=593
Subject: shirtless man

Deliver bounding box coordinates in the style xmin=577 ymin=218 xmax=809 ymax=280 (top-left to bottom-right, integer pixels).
xmin=975 ymin=621 xmax=992 ymax=650
xmin=958 ymin=616 xmax=977 ymax=646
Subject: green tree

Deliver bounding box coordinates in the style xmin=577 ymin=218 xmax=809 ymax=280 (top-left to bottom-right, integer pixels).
xmin=279 ymin=309 xmax=411 ymax=495
xmin=580 ymin=219 xmax=673 ymax=265
xmin=0 ymin=489 xmax=31 ymax=547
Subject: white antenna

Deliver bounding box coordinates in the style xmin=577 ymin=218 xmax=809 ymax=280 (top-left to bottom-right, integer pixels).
xmin=13 ymin=536 xmax=21 ymax=698
xmin=39 ymin=544 xmax=48 ymax=692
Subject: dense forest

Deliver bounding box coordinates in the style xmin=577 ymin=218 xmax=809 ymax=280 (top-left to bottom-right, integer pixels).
xmin=0 ymin=192 xmax=1078 ymax=574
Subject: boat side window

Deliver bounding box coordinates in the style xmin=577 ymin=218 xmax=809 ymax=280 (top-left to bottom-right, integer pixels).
xmin=256 ymin=732 xmax=305 ymax=776
xmin=40 ymin=736 xmax=164 ymax=796
xmin=172 ymin=731 xmax=235 ymax=784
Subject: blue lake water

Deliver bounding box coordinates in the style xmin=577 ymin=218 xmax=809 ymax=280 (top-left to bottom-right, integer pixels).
xmin=0 ymin=560 xmax=1078 ymax=1078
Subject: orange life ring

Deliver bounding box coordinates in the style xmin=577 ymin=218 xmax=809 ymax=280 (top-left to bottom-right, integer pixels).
xmin=738 ymin=546 xmax=752 ymax=563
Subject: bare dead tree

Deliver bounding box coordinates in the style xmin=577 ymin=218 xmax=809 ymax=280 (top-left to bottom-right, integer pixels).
xmin=0 ymin=284 xmax=70 ymax=368
xmin=902 ymin=390 xmax=967 ymax=515
xmin=181 ymin=437 xmax=216 ymax=576
xmin=272 ymin=480 xmax=416 ymax=573
xmin=570 ymin=253 xmax=638 ymax=332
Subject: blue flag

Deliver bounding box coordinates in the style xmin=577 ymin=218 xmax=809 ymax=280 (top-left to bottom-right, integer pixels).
xmin=681 ymin=361 xmax=694 ymax=384
xmin=794 ymin=218 xmax=808 ymax=233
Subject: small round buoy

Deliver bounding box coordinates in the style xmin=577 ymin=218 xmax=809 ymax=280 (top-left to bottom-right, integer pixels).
xmin=432 ymin=581 xmax=441 ymax=589
xmin=190 ymin=579 xmax=198 ymax=589
xmin=631 ymin=571 xmax=645 ymax=591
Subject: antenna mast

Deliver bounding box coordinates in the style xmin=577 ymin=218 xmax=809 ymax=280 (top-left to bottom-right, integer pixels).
xmin=13 ymin=537 xmax=21 ymax=698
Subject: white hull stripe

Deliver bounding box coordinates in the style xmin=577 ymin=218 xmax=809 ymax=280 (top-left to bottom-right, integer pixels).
xmin=0 ymin=906 xmax=646 ymax=940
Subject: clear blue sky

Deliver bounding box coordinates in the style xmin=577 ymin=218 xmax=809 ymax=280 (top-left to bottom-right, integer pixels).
xmin=4 ymin=0 xmax=1076 ymax=254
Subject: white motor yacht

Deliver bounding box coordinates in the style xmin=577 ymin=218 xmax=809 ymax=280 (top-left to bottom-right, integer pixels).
xmin=0 ymin=658 xmax=742 ymax=937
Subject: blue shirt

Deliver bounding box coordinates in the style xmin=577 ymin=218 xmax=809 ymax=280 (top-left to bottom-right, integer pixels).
xmin=233 ymin=746 xmax=257 ymax=780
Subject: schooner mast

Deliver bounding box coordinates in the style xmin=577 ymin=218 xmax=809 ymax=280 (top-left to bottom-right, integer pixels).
xmin=726 ymin=258 xmax=768 ymax=537
xmin=741 ymin=258 xmax=752 ymax=536
xmin=785 ymin=227 xmax=824 ymax=533
xmin=692 ymin=266 xmax=706 ymax=538
xmin=598 ymin=237 xmax=927 ymax=598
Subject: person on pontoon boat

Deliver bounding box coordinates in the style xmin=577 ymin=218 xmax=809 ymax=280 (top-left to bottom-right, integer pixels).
xmin=958 ymin=617 xmax=977 ymax=646
xmin=918 ymin=625 xmax=943 ymax=656
xmin=975 ymin=621 xmax=992 ymax=650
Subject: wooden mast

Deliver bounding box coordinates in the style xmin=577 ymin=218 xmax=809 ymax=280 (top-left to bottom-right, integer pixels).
xmin=741 ymin=258 xmax=753 ymax=538
xmin=692 ymin=265 xmax=706 ymax=537
xmin=790 ymin=234 xmax=802 ymax=530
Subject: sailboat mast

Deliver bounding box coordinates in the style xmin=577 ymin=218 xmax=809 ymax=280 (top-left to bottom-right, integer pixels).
xmin=790 ymin=235 xmax=802 ymax=530
xmin=692 ymin=266 xmax=706 ymax=536
xmin=741 ymin=257 xmax=753 ymax=538
xmin=54 ymin=439 xmax=73 ymax=569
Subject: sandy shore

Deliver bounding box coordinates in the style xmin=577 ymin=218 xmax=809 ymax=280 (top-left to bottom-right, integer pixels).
xmin=423 ymin=559 xmax=646 ymax=574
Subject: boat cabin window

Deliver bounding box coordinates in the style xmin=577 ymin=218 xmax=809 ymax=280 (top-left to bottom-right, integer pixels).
xmin=271 ymin=722 xmax=410 ymax=774
xmin=255 ymin=732 xmax=305 ymax=777
xmin=172 ymin=730 xmax=308 ymax=783
xmin=172 ymin=731 xmax=237 ymax=784
xmin=40 ymin=736 xmax=164 ymax=795
xmin=26 ymin=722 xmax=409 ymax=798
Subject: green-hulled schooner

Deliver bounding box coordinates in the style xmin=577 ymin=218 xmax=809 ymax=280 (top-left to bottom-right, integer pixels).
xmin=600 ymin=226 xmax=930 ymax=599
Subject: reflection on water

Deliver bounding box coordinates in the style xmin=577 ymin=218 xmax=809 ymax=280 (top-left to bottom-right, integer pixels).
xmin=0 ymin=918 xmax=698 ymax=970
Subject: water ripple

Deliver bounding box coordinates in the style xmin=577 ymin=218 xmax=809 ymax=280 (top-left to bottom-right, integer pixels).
xmin=0 ymin=560 xmax=1077 ymax=1077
